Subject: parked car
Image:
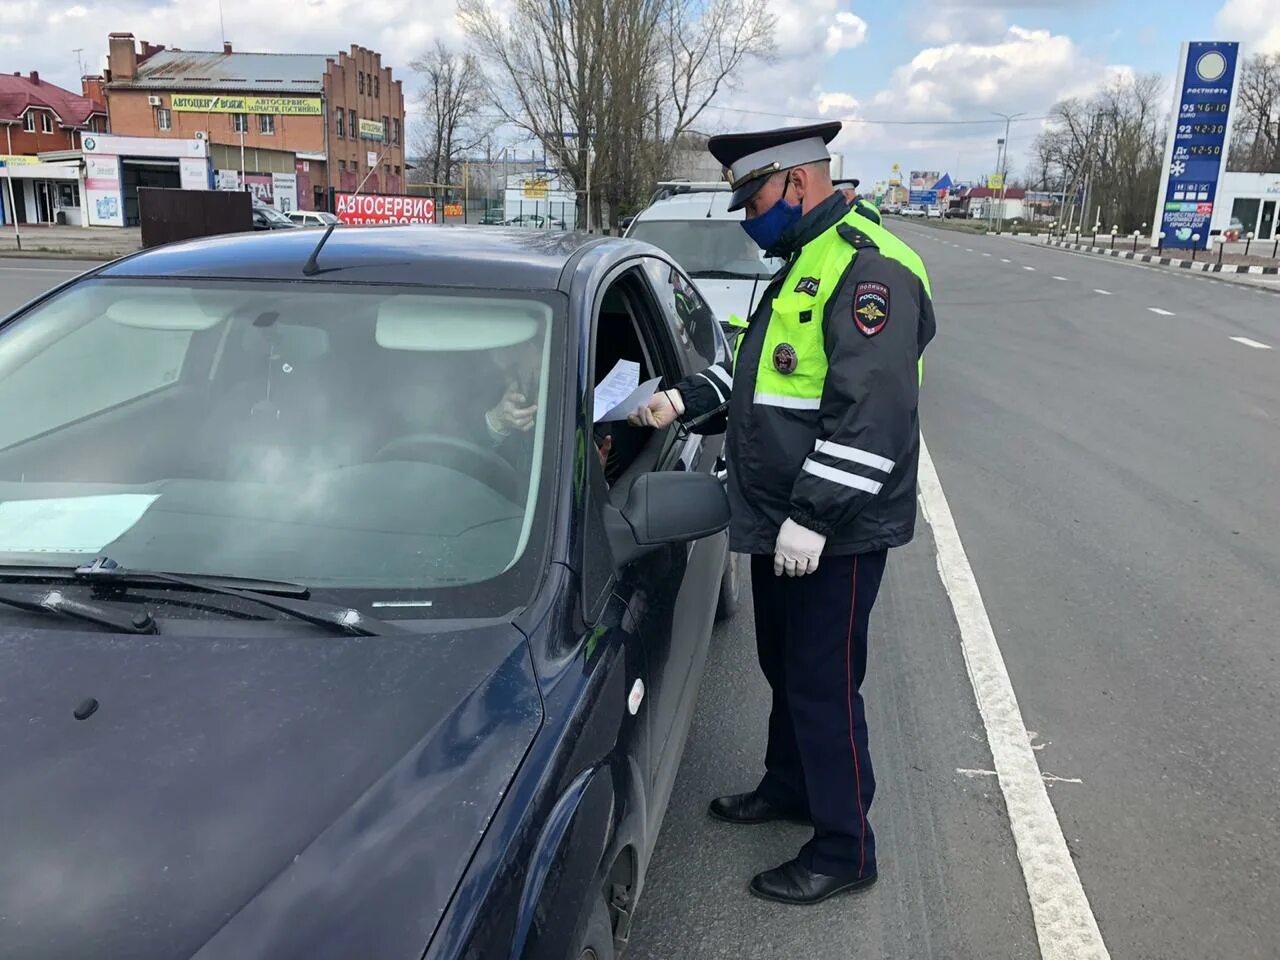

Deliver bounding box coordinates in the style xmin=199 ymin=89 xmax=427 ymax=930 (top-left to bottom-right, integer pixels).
xmin=287 ymin=210 xmax=341 ymax=228
xmin=926 ymin=207 xmax=943 ymax=219
xmin=625 ymin=187 xmax=780 ymax=337
xmin=251 ymin=204 xmax=298 ymax=231
xmin=0 ymin=225 xmax=739 ymax=960
xmin=502 ymin=213 xmax=566 ymax=229
xmin=900 ymin=206 xmax=927 ymax=218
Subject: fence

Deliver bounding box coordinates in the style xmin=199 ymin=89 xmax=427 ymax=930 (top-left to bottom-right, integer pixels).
xmin=138 ymin=188 xmax=251 ymax=248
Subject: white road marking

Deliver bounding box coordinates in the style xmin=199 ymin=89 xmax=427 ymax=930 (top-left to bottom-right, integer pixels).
xmin=918 ymin=439 xmax=1111 ymax=960
xmin=1052 ymin=276 xmax=1070 ymax=281
xmin=982 ymin=252 xmax=992 ymax=257
xmin=1001 ymin=258 xmax=1012 ymax=263
xmin=965 ymin=247 xmax=974 ymax=252
xmin=1148 ymin=307 xmax=1176 ymax=316
xmin=1093 ymin=289 xmax=1112 ymax=295
xmin=1023 ymin=265 xmax=1036 ymax=271
xmin=956 ymin=768 xmax=1083 ymax=785
xmin=1230 ymin=336 xmax=1272 ymax=350
xmin=0 ymin=265 xmax=84 ymax=273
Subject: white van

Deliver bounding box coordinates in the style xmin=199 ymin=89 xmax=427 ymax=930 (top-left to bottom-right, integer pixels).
xmin=625 ymin=185 xmax=781 ymax=331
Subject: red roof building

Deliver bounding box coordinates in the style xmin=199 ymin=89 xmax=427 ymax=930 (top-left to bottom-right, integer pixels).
xmin=0 ymin=71 xmax=107 ymax=158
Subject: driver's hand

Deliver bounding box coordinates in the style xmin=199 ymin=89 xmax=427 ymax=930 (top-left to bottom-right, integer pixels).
xmin=596 ymin=435 xmax=612 ymax=470
xmin=487 ymin=381 xmax=538 ymax=434
xmin=629 ymin=389 xmax=683 ymax=429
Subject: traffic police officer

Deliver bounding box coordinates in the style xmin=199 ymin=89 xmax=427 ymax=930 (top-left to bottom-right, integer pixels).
xmin=632 ymin=122 xmax=935 ymax=904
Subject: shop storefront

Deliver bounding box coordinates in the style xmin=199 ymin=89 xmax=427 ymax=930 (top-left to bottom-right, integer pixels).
xmin=0 ymin=156 xmax=83 ymax=226
xmin=1212 ymin=171 xmax=1280 ymax=241
xmin=80 ymin=132 xmax=210 ymax=227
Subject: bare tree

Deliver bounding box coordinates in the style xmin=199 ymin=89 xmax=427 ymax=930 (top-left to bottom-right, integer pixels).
xmin=1031 ymin=73 xmax=1167 ymax=233
xmin=410 ymin=39 xmax=489 ymax=190
xmin=459 ymin=0 xmax=775 ymax=229
xmin=1229 ymin=52 xmax=1280 ymax=173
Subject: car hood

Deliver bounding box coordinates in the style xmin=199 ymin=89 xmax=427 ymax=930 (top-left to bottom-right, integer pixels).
xmin=0 ymin=621 xmax=542 ymax=960
xmin=691 ymin=276 xmax=767 ymax=327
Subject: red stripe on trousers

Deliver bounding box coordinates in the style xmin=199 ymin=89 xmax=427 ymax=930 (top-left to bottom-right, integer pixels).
xmin=846 ymin=557 xmax=866 ymax=878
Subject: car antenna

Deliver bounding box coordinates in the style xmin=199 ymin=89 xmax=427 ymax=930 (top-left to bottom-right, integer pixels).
xmin=302 ymin=222 xmax=336 ymax=277
xmin=705 ymin=189 xmax=717 ymax=219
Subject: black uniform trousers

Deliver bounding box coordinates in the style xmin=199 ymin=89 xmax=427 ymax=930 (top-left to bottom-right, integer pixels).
xmin=750 ymin=549 xmax=888 ymax=880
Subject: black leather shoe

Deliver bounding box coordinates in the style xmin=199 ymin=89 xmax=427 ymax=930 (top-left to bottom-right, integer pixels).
xmin=748 ymin=858 xmax=878 ymax=905
xmin=707 ymin=791 xmax=810 ymax=826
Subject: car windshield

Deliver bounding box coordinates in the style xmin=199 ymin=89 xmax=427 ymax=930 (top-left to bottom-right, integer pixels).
xmin=0 ymin=279 xmax=563 ymax=616
xmin=628 ymin=219 xmax=775 ymax=278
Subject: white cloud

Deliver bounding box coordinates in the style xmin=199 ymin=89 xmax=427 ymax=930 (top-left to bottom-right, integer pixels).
xmin=1215 ymin=0 xmax=1280 ymax=54
xmin=825 ymin=11 xmax=868 ymax=54
xmin=6 ymin=0 xmax=460 ymax=95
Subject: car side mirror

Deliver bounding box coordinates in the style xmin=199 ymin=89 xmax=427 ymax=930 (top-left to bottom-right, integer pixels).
xmin=605 ymin=472 xmax=730 ymax=568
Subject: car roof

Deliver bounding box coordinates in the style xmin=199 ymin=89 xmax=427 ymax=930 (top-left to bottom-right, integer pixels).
xmin=96 ymin=225 xmax=618 ymax=289
xmin=632 ymin=191 xmax=741 ymax=223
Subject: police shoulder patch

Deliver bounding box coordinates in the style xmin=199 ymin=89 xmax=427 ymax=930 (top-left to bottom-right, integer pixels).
xmin=794 ymin=276 xmax=820 ymax=296
xmin=853 ymin=281 xmax=890 ymax=336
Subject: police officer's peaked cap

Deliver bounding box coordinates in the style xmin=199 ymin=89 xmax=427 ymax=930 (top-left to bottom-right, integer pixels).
xmin=834 ymin=179 xmax=861 ymax=191
xmin=708 ymin=121 xmax=842 ymax=212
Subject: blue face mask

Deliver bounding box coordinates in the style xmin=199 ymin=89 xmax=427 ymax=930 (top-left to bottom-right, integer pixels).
xmin=741 ymin=182 xmax=802 ymax=251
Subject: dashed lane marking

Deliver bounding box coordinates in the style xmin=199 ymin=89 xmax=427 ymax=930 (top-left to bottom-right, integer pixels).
xmin=1229 ymin=336 xmax=1272 ymax=350
xmin=918 ymin=439 xmax=1111 ymax=960
xmin=1001 ymin=258 xmax=1012 ymax=263
xmin=1094 ymin=289 xmax=1112 ymax=295
xmin=1052 ymin=276 xmax=1069 ymax=281
xmin=1023 ymin=265 xmax=1036 ymax=271
xmin=1148 ymin=307 xmax=1176 ymax=316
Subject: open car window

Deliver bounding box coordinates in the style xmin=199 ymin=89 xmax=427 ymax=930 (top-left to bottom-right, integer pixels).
xmin=0 ymin=279 xmax=565 ymax=617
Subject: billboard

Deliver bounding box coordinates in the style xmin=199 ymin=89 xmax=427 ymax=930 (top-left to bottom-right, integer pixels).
xmin=359 ymin=118 xmax=385 ymax=141
xmin=1153 ymin=41 xmax=1241 ymax=250
xmin=171 ymin=95 xmax=322 ymax=116
xmin=335 ymin=192 xmax=435 ymax=225
xmin=84 ymin=154 xmax=124 ymax=226
xmin=909 ymin=169 xmax=941 ymax=205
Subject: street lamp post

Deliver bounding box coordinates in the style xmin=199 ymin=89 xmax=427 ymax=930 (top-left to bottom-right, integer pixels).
xmin=1191 ymin=233 xmax=1201 ymax=260
xmin=1245 ymin=231 xmax=1254 ymax=257
xmin=1110 ymin=226 xmax=1118 ymax=250
xmin=992 ymin=111 xmax=1024 ymax=234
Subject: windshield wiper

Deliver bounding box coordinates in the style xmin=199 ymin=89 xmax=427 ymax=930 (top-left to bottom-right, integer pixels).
xmin=0 ymin=560 xmax=400 ymax=636
xmin=0 ymin=584 xmax=158 ymax=634
xmin=70 ymin=558 xmax=400 ymax=637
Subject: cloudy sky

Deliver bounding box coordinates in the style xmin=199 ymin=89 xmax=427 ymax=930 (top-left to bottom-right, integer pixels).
xmin=5 ymin=0 xmax=1279 ymax=184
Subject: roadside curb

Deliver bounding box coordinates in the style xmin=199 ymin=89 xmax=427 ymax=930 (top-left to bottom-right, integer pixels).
xmin=1043 ymin=239 xmax=1280 ymax=275
xmin=0 ymin=249 xmax=122 ymax=262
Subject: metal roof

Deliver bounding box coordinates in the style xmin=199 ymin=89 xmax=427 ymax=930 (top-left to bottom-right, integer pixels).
xmin=119 ymin=50 xmax=330 ymax=93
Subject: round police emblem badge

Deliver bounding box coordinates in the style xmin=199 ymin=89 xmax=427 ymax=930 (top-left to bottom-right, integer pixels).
xmin=773 ymin=342 xmax=798 ymax=375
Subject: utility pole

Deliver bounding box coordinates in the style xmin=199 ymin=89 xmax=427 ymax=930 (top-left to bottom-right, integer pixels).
xmin=993 ymin=112 xmax=1025 ymax=233
xmin=73 ymin=48 xmax=85 ymax=77
xmin=988 ymin=136 xmax=1004 ymax=231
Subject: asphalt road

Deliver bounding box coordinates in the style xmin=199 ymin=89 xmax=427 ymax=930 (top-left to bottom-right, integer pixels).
xmin=3 ymin=243 xmax=1279 ymax=959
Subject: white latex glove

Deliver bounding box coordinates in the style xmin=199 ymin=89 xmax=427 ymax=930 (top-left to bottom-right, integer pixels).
xmin=628 ymin=388 xmax=684 ymax=429
xmin=773 ymin=518 xmax=827 ymax=577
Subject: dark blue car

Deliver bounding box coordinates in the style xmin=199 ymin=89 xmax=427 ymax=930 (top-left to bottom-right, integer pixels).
xmin=0 ymin=226 xmax=741 ymax=959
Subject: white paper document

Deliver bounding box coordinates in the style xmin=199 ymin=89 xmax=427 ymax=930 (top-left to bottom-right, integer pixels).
xmin=593 ymin=359 xmax=662 ymax=423
xmin=0 ymin=494 xmax=159 ymax=555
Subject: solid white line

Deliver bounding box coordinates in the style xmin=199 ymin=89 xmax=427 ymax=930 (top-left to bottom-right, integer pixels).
xmin=918 ymin=438 xmax=1110 ymax=960
xmin=1052 ymin=276 xmax=1070 ymax=281
xmin=1093 ymin=289 xmax=1112 ymax=295
xmin=1229 ymin=336 xmax=1272 ymax=350
xmin=1148 ymin=307 xmax=1175 ymax=316
xmin=0 ymin=265 xmax=83 ymax=273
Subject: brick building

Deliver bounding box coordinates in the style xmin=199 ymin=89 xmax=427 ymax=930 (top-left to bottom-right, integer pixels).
xmin=101 ymin=34 xmax=406 ymax=211
xmin=0 ymin=71 xmax=106 ymax=224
